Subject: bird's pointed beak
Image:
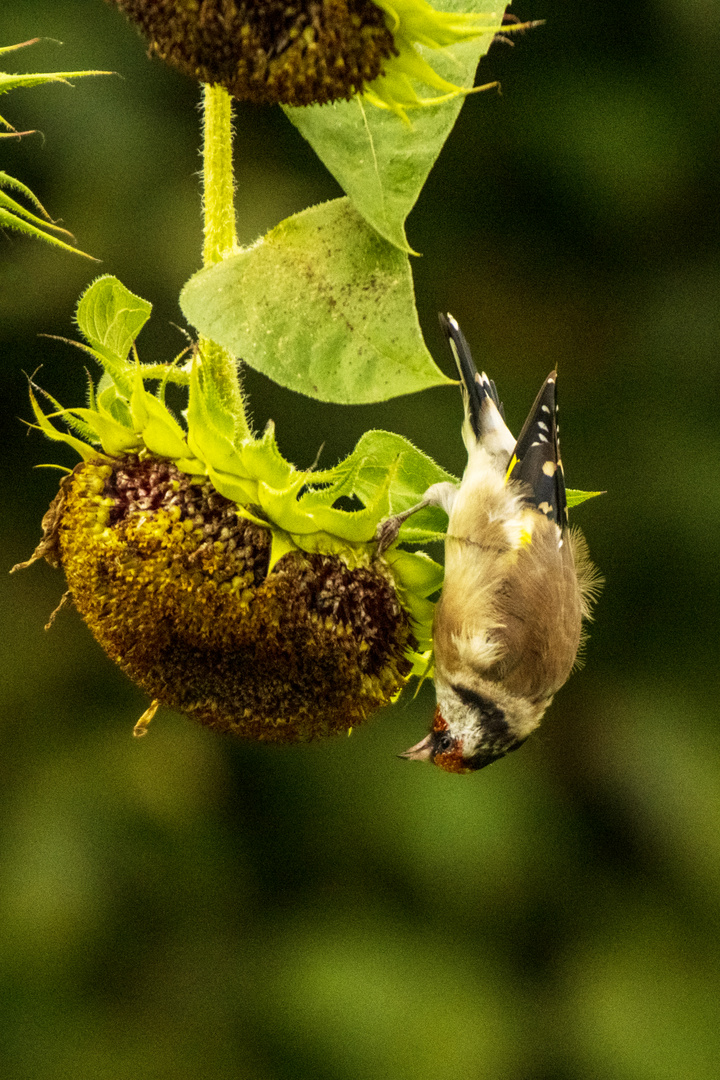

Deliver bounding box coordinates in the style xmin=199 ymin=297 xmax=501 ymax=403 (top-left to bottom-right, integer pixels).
xmin=398 ymin=733 xmax=434 ymax=761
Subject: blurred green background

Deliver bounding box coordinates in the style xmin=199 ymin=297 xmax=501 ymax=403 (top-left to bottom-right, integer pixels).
xmin=1 ymin=2 xmax=719 ymax=1078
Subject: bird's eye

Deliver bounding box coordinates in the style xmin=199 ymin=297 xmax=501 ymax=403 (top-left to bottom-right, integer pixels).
xmin=436 ymin=733 xmax=454 ymax=754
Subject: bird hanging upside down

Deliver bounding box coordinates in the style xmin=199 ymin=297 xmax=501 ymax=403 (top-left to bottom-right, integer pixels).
xmin=379 ymin=314 xmax=601 ymax=774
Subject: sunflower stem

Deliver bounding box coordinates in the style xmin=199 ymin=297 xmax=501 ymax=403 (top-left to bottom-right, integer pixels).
xmin=200 ymin=82 xmax=251 ymax=441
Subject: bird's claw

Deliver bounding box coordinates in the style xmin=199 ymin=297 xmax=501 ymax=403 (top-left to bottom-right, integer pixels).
xmin=375 ymin=498 xmax=432 ymax=556
xmin=374 ymin=515 xmax=403 ymax=556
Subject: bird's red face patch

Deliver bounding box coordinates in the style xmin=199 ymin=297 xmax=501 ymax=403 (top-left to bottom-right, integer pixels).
xmin=431 ymin=708 xmax=472 ymax=774
xmin=432 ymin=708 xmax=447 ymax=733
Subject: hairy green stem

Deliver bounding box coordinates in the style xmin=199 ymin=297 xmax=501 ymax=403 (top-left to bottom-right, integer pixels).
xmin=202 ymin=82 xmax=236 ymax=264
xmin=200 ymin=82 xmax=251 ymax=440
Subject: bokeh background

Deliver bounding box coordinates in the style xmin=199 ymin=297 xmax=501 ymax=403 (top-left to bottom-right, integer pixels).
xmin=1 ymin=2 xmax=719 ymax=1077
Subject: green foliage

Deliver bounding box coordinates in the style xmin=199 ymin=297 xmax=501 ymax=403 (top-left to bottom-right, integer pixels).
xmin=33 ymin=273 xmax=599 ymax=661
xmin=0 ymin=37 xmax=109 ymax=125
xmin=75 ymin=274 xmax=152 ymax=365
xmin=180 ymin=2 xmax=515 ymax=405
xmin=283 ymin=0 xmax=502 ymax=253
xmin=181 ymin=198 xmax=454 ymax=404
xmin=0 ymin=38 xmax=109 ymax=256
xmin=566 ymin=488 xmax=604 ymax=508
xmin=0 ymin=169 xmax=91 ymax=257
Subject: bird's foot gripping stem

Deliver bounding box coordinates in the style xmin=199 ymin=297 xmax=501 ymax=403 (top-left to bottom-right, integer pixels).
xmin=374 ymin=503 xmax=424 ymax=555
xmin=374 ymin=482 xmax=457 ymax=556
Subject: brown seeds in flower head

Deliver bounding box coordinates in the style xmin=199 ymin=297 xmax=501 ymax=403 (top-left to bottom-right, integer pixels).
xmin=33 ymin=456 xmax=415 ymax=741
xmin=107 ymin=0 xmax=397 ymax=106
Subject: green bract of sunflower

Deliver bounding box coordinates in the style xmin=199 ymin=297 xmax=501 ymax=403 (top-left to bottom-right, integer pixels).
xmin=1 ymin=39 xmax=110 ymax=257
xmin=366 ymin=0 xmax=504 ymax=119
xmin=106 ymin=0 xmax=523 ymax=118
xmin=17 ymin=276 xmax=451 ymax=741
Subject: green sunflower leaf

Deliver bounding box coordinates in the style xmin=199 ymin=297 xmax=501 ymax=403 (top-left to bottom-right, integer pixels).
xmin=283 ymin=0 xmax=503 ymax=253
xmin=180 ymin=198 xmax=453 ymax=404
xmin=567 ymin=489 xmax=605 ymax=508
xmin=76 ymin=276 xmax=153 ymax=372
xmin=350 ymin=428 xmax=455 ymax=541
xmin=351 ymin=429 xmax=454 ymax=499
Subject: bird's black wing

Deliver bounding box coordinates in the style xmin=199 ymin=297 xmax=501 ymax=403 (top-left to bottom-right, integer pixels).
xmin=506 ymin=372 xmax=568 ymax=528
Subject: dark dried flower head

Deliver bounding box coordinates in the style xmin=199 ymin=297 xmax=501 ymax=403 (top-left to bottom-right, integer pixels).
xmin=15 ymin=276 xmax=447 ymax=741
xmin=107 ymin=0 xmax=396 ymax=106
xmin=106 ymin=0 xmax=511 ymax=117
xmin=29 ymin=456 xmax=416 ymax=740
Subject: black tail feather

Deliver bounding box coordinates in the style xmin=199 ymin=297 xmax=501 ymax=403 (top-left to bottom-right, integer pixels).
xmin=439 ymin=313 xmax=505 ymax=438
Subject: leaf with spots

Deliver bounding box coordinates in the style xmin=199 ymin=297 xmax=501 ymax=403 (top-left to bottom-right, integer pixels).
xmin=180 ymin=198 xmax=453 ymax=404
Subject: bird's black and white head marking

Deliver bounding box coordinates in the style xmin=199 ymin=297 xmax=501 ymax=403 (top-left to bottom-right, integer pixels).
xmin=444 ymin=685 xmax=526 ymax=771
xmin=419 ymin=684 xmax=529 ymax=774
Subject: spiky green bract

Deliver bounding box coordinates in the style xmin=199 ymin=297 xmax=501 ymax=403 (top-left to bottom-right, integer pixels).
xmin=1 ymin=39 xmax=110 ymax=257
xmin=366 ymin=0 xmax=503 ymax=122
xmin=25 ymin=275 xmax=450 ymax=736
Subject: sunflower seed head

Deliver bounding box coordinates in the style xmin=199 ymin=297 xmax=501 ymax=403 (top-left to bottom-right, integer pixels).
xmin=107 ymin=0 xmax=396 ymax=106
xmin=38 ymin=456 xmax=415 ymax=740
